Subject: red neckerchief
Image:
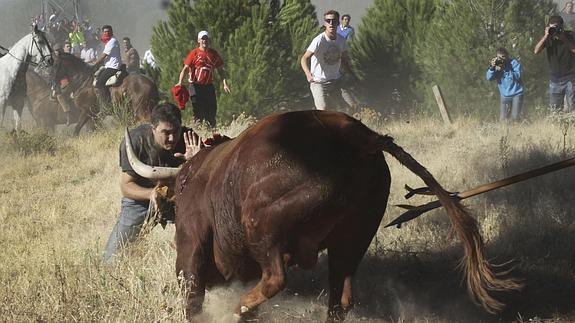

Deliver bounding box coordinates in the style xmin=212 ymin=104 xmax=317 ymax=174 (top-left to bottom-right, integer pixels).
xmin=101 ymin=34 xmax=111 ymax=44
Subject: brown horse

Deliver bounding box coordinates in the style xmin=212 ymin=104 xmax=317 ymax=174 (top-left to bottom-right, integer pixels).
xmin=4 ymin=66 xmax=84 ymax=131
xmin=53 ymin=53 xmax=159 ymax=135
xmin=24 ymin=69 xmax=83 ymax=130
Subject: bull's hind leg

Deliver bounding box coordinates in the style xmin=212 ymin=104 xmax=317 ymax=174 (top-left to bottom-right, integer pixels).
xmin=235 ymin=248 xmax=286 ymax=318
xmin=326 ymin=207 xmax=385 ymax=322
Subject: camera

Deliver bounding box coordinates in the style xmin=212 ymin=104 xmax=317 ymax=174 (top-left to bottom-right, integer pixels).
xmin=549 ymin=26 xmax=563 ymax=37
xmin=493 ymin=57 xmax=504 ymax=67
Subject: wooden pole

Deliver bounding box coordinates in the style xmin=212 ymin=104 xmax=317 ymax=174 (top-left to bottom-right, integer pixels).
xmin=432 ymin=85 xmax=452 ymax=125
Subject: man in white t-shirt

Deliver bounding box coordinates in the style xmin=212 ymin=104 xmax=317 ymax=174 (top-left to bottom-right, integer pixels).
xmin=300 ymin=9 xmax=358 ymax=111
xmin=80 ymin=41 xmax=97 ymax=64
xmin=92 ymin=25 xmax=122 ymax=107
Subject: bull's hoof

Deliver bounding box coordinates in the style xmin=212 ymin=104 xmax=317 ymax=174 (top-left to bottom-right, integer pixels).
xmin=326 ymin=306 xmax=347 ymax=322
xmin=234 ymin=305 xmax=258 ymax=322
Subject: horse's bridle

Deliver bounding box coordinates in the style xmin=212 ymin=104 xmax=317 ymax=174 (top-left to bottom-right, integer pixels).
xmin=3 ymin=30 xmax=53 ymax=68
xmin=27 ymin=31 xmax=53 ymax=68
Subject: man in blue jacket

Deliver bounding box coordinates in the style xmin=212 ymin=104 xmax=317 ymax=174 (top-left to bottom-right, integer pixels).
xmin=486 ymin=47 xmax=524 ymax=122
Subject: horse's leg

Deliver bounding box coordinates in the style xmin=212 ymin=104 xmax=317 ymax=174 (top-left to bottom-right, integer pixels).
xmin=1 ymin=104 xmax=6 ymax=128
xmin=13 ymin=109 xmax=21 ymax=131
xmin=73 ymin=109 xmax=91 ymax=136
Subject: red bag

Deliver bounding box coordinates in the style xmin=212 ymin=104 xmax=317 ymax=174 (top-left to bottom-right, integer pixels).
xmin=171 ymin=85 xmax=189 ymax=110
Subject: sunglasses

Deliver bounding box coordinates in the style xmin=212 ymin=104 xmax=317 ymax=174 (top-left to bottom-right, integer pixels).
xmin=200 ymin=36 xmax=209 ymax=40
xmin=324 ymin=18 xmax=339 ymax=26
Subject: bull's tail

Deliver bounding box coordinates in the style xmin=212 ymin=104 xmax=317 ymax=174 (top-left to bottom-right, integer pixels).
xmin=376 ymin=134 xmax=523 ymax=313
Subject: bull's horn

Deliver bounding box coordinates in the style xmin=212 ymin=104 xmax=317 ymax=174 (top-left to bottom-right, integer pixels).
xmin=125 ymin=128 xmax=180 ymax=179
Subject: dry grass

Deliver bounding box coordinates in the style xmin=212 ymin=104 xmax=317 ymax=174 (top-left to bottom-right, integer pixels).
xmin=1 ymin=109 xmax=574 ymax=322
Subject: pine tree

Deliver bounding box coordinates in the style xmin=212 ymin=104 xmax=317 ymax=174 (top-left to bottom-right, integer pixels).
xmin=150 ymin=0 xmax=196 ymax=93
xmin=276 ymin=0 xmax=320 ymax=96
xmin=349 ymin=0 xmax=438 ymax=113
xmin=415 ymin=0 xmax=555 ymax=117
xmin=218 ymin=5 xmax=291 ymax=120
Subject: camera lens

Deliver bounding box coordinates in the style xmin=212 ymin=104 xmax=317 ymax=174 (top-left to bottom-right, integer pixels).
xmin=549 ymin=26 xmax=558 ymax=36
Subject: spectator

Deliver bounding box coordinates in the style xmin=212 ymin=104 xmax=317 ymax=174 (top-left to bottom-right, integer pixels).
xmin=122 ymin=37 xmax=141 ymax=73
xmin=63 ymin=41 xmax=72 ymax=54
xmin=486 ymin=47 xmax=524 ymax=122
xmin=82 ymin=19 xmax=95 ymax=42
xmin=534 ymin=15 xmax=575 ymax=112
xmin=142 ymin=49 xmax=157 ymax=69
xmin=80 ymin=40 xmax=97 ymax=64
xmin=176 ymin=30 xmax=230 ymax=128
xmin=103 ymin=103 xmax=198 ymax=263
xmin=300 ymin=9 xmax=359 ymax=111
xmin=337 ymin=14 xmax=355 ymax=41
xmin=560 ymin=1 xmax=575 ymax=29
xmin=68 ymin=21 xmax=85 ymax=56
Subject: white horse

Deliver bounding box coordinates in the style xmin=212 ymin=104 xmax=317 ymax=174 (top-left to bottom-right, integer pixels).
xmin=0 ymin=25 xmax=53 ymax=130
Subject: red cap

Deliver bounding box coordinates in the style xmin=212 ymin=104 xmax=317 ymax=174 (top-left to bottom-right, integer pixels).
xmin=171 ymin=85 xmax=189 ymax=110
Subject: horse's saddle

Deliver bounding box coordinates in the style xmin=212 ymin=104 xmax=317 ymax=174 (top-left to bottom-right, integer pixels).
xmin=93 ymin=64 xmax=128 ymax=87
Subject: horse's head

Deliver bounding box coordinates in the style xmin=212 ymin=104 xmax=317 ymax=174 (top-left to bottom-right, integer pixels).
xmin=28 ymin=25 xmax=53 ymax=67
xmin=53 ymin=52 xmax=91 ymax=81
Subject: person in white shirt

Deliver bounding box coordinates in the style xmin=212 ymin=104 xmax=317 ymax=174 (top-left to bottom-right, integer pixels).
xmin=92 ymin=25 xmax=122 ymax=107
xmin=300 ymin=10 xmax=358 ymax=110
xmin=142 ymin=49 xmax=157 ymax=69
xmin=80 ymin=41 xmax=97 ymax=64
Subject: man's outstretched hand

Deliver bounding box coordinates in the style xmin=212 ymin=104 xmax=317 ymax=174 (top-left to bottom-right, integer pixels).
xmin=174 ymin=130 xmax=202 ymax=161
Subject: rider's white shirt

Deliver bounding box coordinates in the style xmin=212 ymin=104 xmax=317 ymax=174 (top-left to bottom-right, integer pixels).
xmin=103 ymin=37 xmax=122 ymax=69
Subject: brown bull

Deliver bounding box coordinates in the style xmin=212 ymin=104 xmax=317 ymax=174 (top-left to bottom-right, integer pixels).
xmin=127 ymin=110 xmax=522 ymax=321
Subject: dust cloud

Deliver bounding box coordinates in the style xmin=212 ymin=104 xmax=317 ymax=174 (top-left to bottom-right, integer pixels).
xmin=0 ymin=0 xmax=167 ymax=54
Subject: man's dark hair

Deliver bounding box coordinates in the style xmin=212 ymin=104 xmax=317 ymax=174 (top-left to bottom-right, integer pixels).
xmin=151 ymin=103 xmax=182 ymax=128
xmin=122 ymin=37 xmax=131 ymax=43
xmin=496 ymin=47 xmax=509 ymax=56
xmin=102 ymin=24 xmax=113 ymax=31
xmin=342 ymin=14 xmax=351 ymax=20
xmin=324 ymin=10 xmax=340 ymax=21
xmin=549 ymin=15 xmax=564 ymax=26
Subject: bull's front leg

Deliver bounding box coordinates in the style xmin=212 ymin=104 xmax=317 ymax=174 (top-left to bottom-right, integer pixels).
xmin=175 ymin=230 xmax=207 ymax=321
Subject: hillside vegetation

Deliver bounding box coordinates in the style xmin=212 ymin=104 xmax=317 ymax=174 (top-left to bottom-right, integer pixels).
xmin=0 ymin=111 xmax=574 ymax=322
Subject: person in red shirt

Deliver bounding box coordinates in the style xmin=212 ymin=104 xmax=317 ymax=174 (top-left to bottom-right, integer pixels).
xmin=176 ymin=30 xmax=230 ymax=128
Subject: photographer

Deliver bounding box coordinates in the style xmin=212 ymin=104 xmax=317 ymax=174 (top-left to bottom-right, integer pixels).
xmin=486 ymin=48 xmax=524 ymax=122
xmin=534 ymin=15 xmax=575 ymax=112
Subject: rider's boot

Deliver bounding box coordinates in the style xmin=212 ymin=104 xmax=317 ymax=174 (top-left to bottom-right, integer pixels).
xmin=56 ymin=94 xmax=73 ymax=126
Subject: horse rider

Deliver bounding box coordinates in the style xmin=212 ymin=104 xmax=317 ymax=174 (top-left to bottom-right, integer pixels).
xmin=51 ymin=43 xmax=74 ymax=125
xmin=92 ymin=25 xmax=122 ymax=109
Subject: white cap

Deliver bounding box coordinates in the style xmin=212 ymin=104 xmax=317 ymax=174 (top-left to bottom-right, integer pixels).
xmin=197 ymin=30 xmax=209 ymax=40
xmin=49 ymin=14 xmax=56 ymax=21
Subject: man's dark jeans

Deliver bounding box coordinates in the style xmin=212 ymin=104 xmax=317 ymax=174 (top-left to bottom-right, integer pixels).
xmin=549 ymin=79 xmax=575 ymax=112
